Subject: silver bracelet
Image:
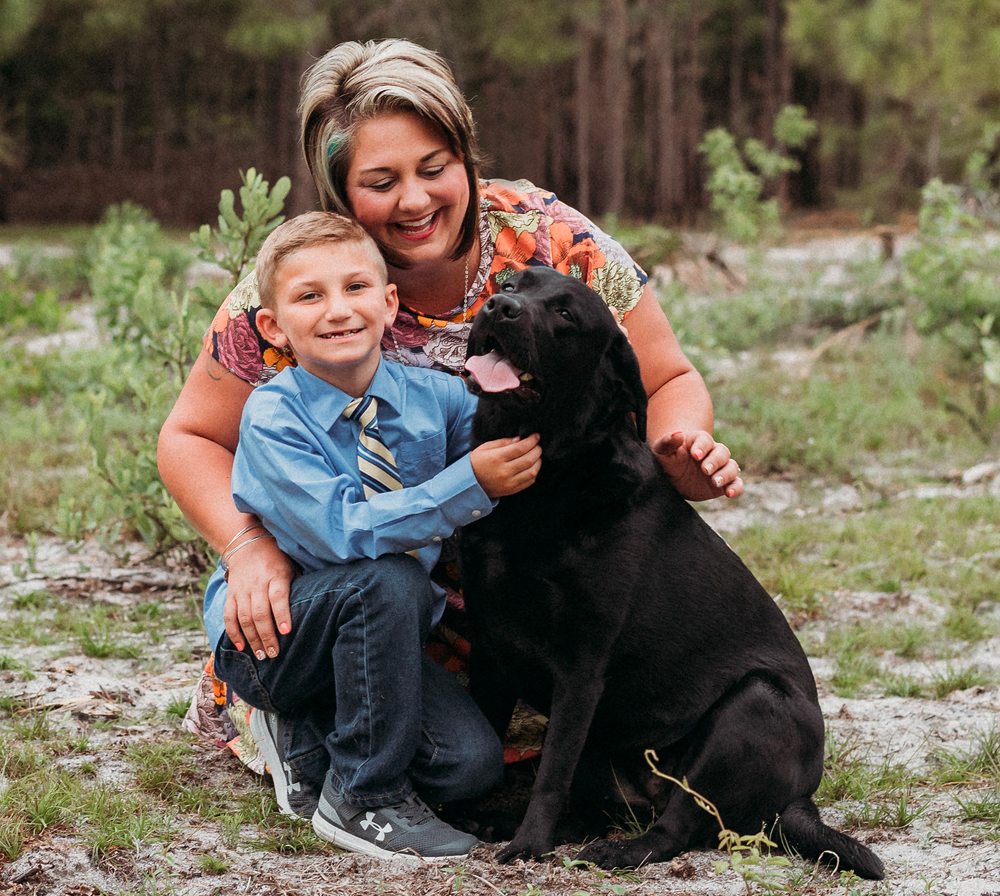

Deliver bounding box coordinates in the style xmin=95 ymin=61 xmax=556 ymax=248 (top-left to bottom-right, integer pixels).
xmin=221 ymin=521 xmax=264 ymax=555
xmin=220 ymin=533 xmax=274 ymax=581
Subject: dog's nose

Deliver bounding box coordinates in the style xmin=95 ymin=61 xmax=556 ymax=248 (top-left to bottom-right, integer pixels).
xmin=484 ymin=293 xmax=523 ymax=320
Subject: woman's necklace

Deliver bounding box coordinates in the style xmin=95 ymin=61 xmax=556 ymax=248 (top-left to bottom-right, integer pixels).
xmin=389 ymin=242 xmax=474 ymax=364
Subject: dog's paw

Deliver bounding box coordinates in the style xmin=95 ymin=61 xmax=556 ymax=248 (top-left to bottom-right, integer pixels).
xmin=577 ymin=837 xmax=658 ymax=870
xmin=495 ymin=834 xmax=554 ymax=864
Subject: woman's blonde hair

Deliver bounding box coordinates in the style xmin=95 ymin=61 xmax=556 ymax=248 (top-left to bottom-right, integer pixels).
xmin=300 ymin=39 xmax=483 ymax=266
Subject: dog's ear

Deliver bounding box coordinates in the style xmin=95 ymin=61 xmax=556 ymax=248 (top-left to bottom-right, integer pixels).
xmin=605 ymin=328 xmax=648 ymax=441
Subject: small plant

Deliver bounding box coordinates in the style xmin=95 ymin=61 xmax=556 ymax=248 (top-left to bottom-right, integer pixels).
xmin=164 ymin=694 xmax=192 ymax=721
xmin=191 ymin=167 xmax=291 ymax=288
xmin=0 ymin=817 xmax=25 ymax=862
xmin=844 ymin=788 xmax=928 ymax=830
xmin=699 ymin=105 xmax=817 ymax=245
xmin=901 ymin=157 xmax=1000 ymax=443
xmin=644 ymin=750 xmax=794 ymax=895
xmin=952 ymin=788 xmax=1000 ymax=827
xmin=197 ymin=852 xmax=230 ymax=875
xmin=560 ymin=855 xmax=638 ymax=894
xmin=80 ymin=628 xmax=143 ymax=660
xmin=931 ymin=665 xmax=996 ymax=699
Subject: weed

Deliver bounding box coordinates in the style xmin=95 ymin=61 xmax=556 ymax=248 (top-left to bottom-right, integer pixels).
xmin=221 ymin=815 xmax=242 ymax=850
xmin=931 ymin=665 xmax=996 ymax=699
xmin=10 ymin=710 xmax=54 ymax=742
xmin=845 ymin=788 xmax=928 ymax=830
xmin=81 ymin=628 xmax=143 ymax=660
xmin=560 ymin=856 xmax=639 ymax=894
xmin=816 ymin=732 xmax=912 ymax=808
xmin=197 ymin=852 xmax=230 ymax=875
xmin=881 ymin=673 xmax=926 ymax=698
xmin=830 ymin=650 xmax=883 ymax=699
xmin=0 ymin=817 xmax=25 ymax=862
xmin=644 ymin=750 xmax=795 ymax=895
xmin=930 ymin=726 xmax=1000 ymax=785
xmin=164 ymin=694 xmax=192 ymax=720
xmin=952 ymin=787 xmax=1000 ymax=830
xmin=941 ymin=603 xmax=991 ymax=643
xmin=11 ymin=589 xmax=53 ymax=610
xmin=251 ymin=814 xmax=325 ymax=854
xmin=83 ymin=787 xmax=168 ymax=859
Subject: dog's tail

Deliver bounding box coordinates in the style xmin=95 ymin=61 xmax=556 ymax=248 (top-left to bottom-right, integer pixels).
xmin=776 ymin=798 xmax=885 ymax=880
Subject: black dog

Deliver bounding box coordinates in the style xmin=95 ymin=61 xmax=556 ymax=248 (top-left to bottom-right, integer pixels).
xmin=460 ymin=267 xmax=884 ymax=878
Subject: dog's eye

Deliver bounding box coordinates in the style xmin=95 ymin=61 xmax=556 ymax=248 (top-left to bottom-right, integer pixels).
xmin=501 ymin=282 xmax=515 ymax=292
xmin=557 ymin=308 xmax=574 ymax=322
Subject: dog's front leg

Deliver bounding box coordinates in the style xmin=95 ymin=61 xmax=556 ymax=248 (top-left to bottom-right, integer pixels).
xmin=497 ymin=677 xmax=605 ymax=863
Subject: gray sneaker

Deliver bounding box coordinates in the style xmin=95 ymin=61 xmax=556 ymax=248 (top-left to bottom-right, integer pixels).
xmin=249 ymin=709 xmax=321 ymax=820
xmin=312 ymin=777 xmax=479 ymax=861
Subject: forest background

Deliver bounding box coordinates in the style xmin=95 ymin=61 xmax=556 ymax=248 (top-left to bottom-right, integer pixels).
xmin=3 ymin=0 xmax=1000 ymax=227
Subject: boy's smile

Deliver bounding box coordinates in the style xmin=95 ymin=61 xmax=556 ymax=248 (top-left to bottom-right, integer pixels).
xmin=256 ymin=241 xmax=398 ymax=396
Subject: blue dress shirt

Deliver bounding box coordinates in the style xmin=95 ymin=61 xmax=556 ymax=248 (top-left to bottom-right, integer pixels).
xmin=202 ymin=360 xmax=493 ymax=650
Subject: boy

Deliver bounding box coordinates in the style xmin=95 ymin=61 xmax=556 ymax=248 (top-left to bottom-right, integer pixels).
xmin=211 ymin=212 xmax=541 ymax=861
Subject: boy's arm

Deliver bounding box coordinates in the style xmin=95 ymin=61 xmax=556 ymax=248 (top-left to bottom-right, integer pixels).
xmin=234 ymin=405 xmax=494 ymax=569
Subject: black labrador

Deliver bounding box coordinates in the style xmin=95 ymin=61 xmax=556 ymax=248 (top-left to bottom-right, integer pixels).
xmin=460 ymin=267 xmax=884 ymax=878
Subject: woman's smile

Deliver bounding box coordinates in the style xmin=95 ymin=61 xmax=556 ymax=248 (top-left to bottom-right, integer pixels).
xmin=394 ymin=211 xmax=438 ymax=240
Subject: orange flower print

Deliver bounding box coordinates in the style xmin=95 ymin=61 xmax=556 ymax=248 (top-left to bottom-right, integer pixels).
xmin=210 ymin=300 xmax=232 ymax=334
xmin=262 ymin=346 xmax=295 ymax=373
xmin=486 ymin=178 xmax=551 ymax=209
xmin=490 ymin=210 xmax=540 ymax=265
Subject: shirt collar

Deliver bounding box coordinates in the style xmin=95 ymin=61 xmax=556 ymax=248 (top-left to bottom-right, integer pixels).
xmin=288 ymin=360 xmax=403 ymax=429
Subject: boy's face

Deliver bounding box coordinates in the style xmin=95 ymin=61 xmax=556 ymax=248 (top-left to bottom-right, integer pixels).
xmin=257 ymin=241 xmax=398 ymax=395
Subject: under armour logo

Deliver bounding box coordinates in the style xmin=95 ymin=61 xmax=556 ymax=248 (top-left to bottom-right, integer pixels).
xmin=283 ymin=762 xmax=300 ymax=796
xmin=359 ymin=813 xmax=393 ymax=842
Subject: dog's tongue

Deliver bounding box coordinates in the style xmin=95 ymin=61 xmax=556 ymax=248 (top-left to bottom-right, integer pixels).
xmin=465 ymin=350 xmax=522 ymax=392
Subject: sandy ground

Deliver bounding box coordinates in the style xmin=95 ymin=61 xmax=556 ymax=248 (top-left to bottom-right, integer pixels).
xmin=1 ymin=503 xmax=999 ymax=896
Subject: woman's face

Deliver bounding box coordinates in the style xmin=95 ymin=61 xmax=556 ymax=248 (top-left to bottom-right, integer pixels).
xmin=345 ymin=111 xmax=470 ymax=271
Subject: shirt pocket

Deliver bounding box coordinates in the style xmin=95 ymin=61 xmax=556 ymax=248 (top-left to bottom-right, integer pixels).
xmin=396 ymin=432 xmax=447 ymax=486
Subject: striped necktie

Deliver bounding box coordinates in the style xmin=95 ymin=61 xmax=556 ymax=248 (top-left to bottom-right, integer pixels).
xmin=343 ymin=395 xmax=402 ymax=498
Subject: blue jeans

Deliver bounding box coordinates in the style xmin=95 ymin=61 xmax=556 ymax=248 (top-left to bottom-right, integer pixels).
xmin=214 ymin=554 xmax=503 ymax=807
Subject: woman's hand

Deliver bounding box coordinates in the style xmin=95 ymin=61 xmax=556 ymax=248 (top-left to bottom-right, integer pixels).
xmin=652 ymin=431 xmax=743 ymax=501
xmin=222 ymin=535 xmax=297 ymax=660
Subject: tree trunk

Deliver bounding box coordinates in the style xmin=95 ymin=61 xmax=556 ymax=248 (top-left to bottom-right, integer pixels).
xmin=644 ymin=0 xmax=681 ymax=218
xmin=729 ymin=10 xmax=749 ymax=139
xmin=111 ymin=53 xmax=126 ymax=175
xmin=574 ymin=22 xmax=595 ymax=216
xmin=678 ymin=7 xmax=707 ymax=221
xmin=254 ymin=59 xmax=269 ymax=170
xmin=602 ymin=0 xmax=629 ymax=216
xmin=765 ymin=0 xmax=793 ymax=204
xmin=150 ymin=18 xmax=168 ymax=218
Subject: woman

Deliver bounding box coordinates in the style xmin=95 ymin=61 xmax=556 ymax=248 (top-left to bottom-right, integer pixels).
xmin=158 ymin=38 xmax=742 ymax=782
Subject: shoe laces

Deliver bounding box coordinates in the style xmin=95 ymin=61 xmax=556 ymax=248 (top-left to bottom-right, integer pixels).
xmin=394 ymin=792 xmax=437 ymax=827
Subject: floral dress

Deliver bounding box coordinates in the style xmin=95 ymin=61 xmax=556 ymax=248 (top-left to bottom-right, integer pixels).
xmin=187 ymin=179 xmax=648 ymax=768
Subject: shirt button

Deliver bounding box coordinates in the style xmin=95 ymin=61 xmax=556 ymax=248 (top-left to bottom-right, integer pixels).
xmin=471 ymin=510 xmax=481 ymax=518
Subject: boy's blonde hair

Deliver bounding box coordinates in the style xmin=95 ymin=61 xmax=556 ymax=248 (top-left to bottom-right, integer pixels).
xmin=255 ymin=212 xmax=388 ymax=310
xmin=299 ymin=39 xmax=483 ymax=268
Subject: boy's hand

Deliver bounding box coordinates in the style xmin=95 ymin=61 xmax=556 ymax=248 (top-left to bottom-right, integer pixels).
xmin=471 ymin=433 xmax=542 ymax=498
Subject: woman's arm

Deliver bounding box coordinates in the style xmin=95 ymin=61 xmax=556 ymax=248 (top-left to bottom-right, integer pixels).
xmin=157 ymin=349 xmax=295 ymax=658
xmin=626 ymin=284 xmax=743 ymax=501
